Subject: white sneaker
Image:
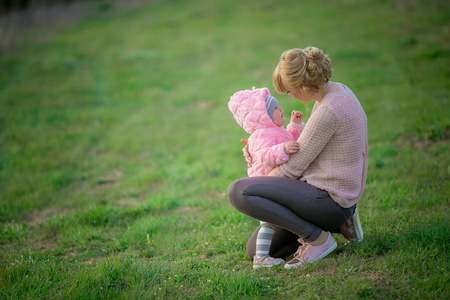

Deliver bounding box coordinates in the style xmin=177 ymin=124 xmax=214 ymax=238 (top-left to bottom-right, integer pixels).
xmin=253 ymin=255 xmax=284 ymax=269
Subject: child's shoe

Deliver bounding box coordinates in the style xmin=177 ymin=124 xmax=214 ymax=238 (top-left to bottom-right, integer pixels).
xmin=284 ymin=232 xmax=337 ymax=269
xmin=253 ymin=255 xmax=284 ymax=269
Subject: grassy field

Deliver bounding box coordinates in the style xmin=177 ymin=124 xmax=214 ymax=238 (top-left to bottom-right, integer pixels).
xmin=1 ymin=0 xmax=449 ymax=298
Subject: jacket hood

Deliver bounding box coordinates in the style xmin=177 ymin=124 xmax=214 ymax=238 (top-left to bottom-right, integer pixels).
xmin=228 ymin=87 xmax=277 ymax=134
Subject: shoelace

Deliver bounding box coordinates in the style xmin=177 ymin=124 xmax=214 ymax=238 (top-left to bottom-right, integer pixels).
xmin=294 ymin=238 xmax=310 ymax=260
xmin=261 ymin=256 xmax=277 ymax=262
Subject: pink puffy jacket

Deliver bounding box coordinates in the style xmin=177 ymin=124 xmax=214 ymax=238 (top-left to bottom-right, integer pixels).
xmin=228 ymin=87 xmax=303 ymax=177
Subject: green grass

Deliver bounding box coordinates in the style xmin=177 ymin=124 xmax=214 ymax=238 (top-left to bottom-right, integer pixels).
xmin=1 ymin=0 xmax=449 ymax=298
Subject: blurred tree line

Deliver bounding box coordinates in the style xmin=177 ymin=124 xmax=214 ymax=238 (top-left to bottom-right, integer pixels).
xmin=0 ymin=0 xmax=90 ymax=13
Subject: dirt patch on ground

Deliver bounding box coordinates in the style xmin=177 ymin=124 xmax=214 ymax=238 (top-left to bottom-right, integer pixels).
xmin=396 ymin=126 xmax=450 ymax=149
xmin=26 ymin=208 xmax=53 ymax=227
xmin=116 ymin=197 xmax=143 ymax=207
xmin=80 ymin=251 xmax=123 ymax=265
xmin=26 ymin=207 xmax=71 ymax=227
xmin=33 ymin=237 xmax=59 ymax=252
xmin=94 ymin=169 xmax=123 ymax=191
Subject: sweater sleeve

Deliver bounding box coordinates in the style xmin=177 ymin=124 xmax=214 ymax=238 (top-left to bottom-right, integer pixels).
xmin=273 ymin=106 xmax=337 ymax=178
xmin=249 ymin=131 xmax=290 ymax=167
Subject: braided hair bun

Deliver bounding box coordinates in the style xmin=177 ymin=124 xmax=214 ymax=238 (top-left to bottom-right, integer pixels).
xmin=273 ymin=47 xmax=332 ymax=94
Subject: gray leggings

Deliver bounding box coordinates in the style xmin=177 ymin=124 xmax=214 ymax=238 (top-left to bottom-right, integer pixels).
xmin=227 ymin=176 xmax=355 ymax=259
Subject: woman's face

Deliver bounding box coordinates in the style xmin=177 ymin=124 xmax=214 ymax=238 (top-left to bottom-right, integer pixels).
xmin=287 ymin=86 xmax=318 ymax=104
xmin=287 ymin=87 xmax=306 ymax=101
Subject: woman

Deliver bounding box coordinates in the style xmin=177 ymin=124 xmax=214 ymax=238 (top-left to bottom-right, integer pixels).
xmin=227 ymin=46 xmax=368 ymax=269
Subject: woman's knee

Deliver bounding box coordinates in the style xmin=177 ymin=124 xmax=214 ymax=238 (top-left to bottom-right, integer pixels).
xmin=227 ymin=178 xmax=246 ymax=209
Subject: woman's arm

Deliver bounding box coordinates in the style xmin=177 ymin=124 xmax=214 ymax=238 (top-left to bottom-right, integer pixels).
xmin=272 ymin=106 xmax=337 ymax=178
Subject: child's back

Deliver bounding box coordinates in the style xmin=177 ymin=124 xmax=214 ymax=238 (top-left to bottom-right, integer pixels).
xmin=228 ymin=87 xmax=303 ymax=177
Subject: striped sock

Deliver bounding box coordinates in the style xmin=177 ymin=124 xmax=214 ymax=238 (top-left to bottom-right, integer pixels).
xmin=255 ymin=222 xmax=275 ymax=258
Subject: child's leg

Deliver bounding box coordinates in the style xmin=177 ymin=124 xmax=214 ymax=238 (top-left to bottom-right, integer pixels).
xmin=253 ymin=221 xmax=284 ymax=268
xmin=255 ymin=221 xmax=275 ymax=258
xmin=247 ymin=225 xmax=299 ymax=260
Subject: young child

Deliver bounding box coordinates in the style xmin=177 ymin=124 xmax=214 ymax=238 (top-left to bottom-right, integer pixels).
xmin=228 ymin=87 xmax=304 ymax=268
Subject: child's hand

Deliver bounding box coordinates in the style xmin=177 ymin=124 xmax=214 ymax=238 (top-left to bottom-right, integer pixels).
xmin=241 ymin=139 xmax=252 ymax=167
xmin=291 ymin=111 xmax=303 ymax=124
xmin=284 ymin=141 xmax=300 ymax=154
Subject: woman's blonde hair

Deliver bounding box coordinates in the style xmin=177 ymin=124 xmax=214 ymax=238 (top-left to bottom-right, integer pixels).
xmin=273 ymin=47 xmax=332 ymax=95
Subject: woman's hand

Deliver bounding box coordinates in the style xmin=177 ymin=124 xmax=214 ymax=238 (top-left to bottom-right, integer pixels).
xmin=240 ymin=139 xmax=252 ymax=167
xmin=284 ymin=141 xmax=300 ymax=154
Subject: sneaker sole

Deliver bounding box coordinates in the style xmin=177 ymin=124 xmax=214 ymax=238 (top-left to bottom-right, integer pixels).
xmin=253 ymin=260 xmax=284 ymax=269
xmin=353 ymin=208 xmax=364 ymax=242
xmin=284 ymin=240 xmax=338 ymax=270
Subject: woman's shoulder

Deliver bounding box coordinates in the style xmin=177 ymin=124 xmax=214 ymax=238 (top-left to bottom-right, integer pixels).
xmin=323 ymin=85 xmax=365 ymax=121
xmin=323 ymin=83 xmax=358 ymax=106
xmin=325 ymin=82 xmax=353 ymax=97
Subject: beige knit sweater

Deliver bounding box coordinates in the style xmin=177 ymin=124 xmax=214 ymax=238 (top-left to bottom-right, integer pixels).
xmin=273 ymin=84 xmax=368 ymax=208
